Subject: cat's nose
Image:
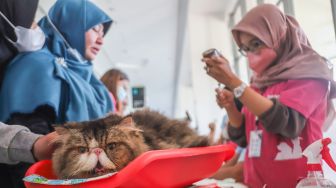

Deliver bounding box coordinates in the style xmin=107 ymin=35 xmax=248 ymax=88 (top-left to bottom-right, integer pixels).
xmin=92 ymin=148 xmax=103 ymax=156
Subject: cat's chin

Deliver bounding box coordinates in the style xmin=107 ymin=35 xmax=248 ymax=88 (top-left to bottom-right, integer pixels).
xmin=93 ymin=163 xmax=114 ymax=175
xmin=94 ymin=167 xmax=108 ymax=175
xmin=66 ymin=169 xmax=115 ymax=179
xmin=89 ymin=167 xmax=116 ymax=177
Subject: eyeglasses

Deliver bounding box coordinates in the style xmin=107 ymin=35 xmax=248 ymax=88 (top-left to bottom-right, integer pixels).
xmin=238 ymin=38 xmax=265 ymax=56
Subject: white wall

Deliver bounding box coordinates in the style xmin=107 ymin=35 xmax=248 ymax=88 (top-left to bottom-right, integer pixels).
xmin=175 ymin=1 xmax=236 ymax=137
xmin=94 ymin=0 xmax=180 ymax=116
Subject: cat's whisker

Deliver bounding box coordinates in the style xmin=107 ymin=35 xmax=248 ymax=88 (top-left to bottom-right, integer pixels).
xmin=110 ymin=158 xmax=122 ymax=170
xmin=71 ymin=162 xmax=89 ymax=177
xmin=69 ymin=169 xmax=81 ymax=178
xmin=85 ymin=171 xmax=92 ymax=177
xmin=99 ymin=151 xmax=116 ymax=170
xmin=69 ymin=154 xmax=98 ymax=178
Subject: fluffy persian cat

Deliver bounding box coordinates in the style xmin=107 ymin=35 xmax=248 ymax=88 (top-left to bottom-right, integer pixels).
xmin=52 ymin=109 xmax=209 ymax=179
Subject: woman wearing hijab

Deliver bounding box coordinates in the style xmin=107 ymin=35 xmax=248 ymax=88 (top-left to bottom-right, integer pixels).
xmin=0 ymin=0 xmax=114 ymax=187
xmin=203 ymin=4 xmax=335 ymax=188
xmin=0 ymin=0 xmax=57 ymax=164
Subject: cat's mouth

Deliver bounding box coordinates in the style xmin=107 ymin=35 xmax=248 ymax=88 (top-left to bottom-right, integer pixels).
xmin=94 ymin=163 xmax=107 ymax=175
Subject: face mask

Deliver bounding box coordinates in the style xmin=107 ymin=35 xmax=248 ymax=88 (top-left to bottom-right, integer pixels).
xmin=0 ymin=11 xmax=45 ymax=52
xmin=117 ymin=86 xmax=128 ymax=102
xmin=247 ymin=48 xmax=277 ymax=75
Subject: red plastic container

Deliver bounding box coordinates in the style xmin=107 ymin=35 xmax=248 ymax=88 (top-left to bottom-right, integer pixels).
xmin=24 ymin=144 xmax=235 ymax=188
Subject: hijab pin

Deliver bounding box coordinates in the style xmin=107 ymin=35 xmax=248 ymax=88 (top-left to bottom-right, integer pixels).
xmin=56 ymin=57 xmax=67 ymax=68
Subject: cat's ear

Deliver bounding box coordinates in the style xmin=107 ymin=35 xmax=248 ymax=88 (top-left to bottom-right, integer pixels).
xmin=54 ymin=125 xmax=70 ymax=135
xmin=119 ymin=116 xmax=134 ymax=127
xmin=118 ymin=116 xmax=143 ymax=132
xmin=53 ymin=122 xmax=81 ymax=135
xmin=103 ymin=114 xmax=123 ymax=126
xmin=53 ymin=123 xmax=79 ymax=135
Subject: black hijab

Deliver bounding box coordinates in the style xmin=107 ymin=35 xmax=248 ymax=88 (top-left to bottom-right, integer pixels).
xmin=0 ymin=0 xmax=39 ymax=85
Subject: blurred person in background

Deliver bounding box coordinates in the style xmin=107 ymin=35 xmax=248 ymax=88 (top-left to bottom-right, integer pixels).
xmin=101 ymin=68 xmax=130 ymax=115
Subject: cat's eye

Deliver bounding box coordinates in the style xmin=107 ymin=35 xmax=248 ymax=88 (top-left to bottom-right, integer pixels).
xmin=107 ymin=143 xmax=118 ymax=150
xmin=78 ymin=147 xmax=87 ymax=153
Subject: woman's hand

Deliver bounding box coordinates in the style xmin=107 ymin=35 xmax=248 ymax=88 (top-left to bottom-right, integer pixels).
xmin=216 ymin=88 xmax=235 ymax=110
xmin=202 ymin=56 xmax=241 ymax=90
xmin=32 ymin=131 xmax=59 ymax=161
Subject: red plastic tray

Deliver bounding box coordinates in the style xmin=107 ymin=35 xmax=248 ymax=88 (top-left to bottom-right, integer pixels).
xmin=24 ymin=144 xmax=235 ymax=188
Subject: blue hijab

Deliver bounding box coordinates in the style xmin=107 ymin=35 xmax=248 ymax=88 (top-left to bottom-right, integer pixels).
xmin=0 ymin=0 xmax=113 ymax=123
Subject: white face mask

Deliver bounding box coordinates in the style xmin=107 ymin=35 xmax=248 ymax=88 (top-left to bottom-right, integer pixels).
xmin=117 ymin=85 xmax=128 ymax=102
xmin=0 ymin=11 xmax=45 ymax=52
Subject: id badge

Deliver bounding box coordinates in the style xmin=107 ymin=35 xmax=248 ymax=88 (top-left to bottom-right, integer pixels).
xmin=248 ymin=130 xmax=262 ymax=158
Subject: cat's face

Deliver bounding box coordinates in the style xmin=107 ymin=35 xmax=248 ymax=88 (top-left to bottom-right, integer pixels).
xmin=52 ymin=115 xmax=149 ymax=179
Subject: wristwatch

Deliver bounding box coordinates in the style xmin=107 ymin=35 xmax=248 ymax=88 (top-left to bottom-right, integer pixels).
xmin=233 ymin=82 xmax=248 ymax=98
